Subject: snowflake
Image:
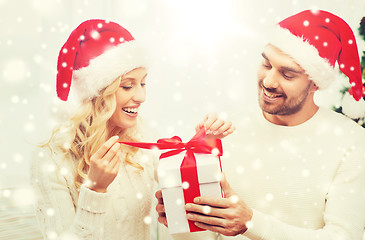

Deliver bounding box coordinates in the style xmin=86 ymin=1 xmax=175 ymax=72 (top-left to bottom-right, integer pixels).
xmin=252 ymin=158 xmax=262 ymax=170
xmin=13 ymin=153 xmax=23 ymax=163
xmin=265 ymin=193 xmax=274 ymax=202
xmin=202 ymin=205 xmax=211 ymax=214
xmin=33 ymin=54 xmax=44 ymax=64
xmin=11 ymin=95 xmax=20 ymax=103
xmin=140 ymin=154 xmax=149 ymax=164
xmin=47 ymin=208 xmax=55 ymax=216
xmin=235 ymin=165 xmax=244 ymax=174
xmin=144 ymin=216 xmax=152 ymax=225
xmin=90 ymin=30 xmax=100 ymax=40
xmin=173 ymin=92 xmax=182 ymax=101
xmin=229 ymin=195 xmax=239 ymax=204
xmin=23 ymin=121 xmax=35 ymax=132
xmin=60 ymin=167 xmax=69 ymax=176
xmin=0 ymin=162 xmax=7 ymax=169
xmin=46 ymin=231 xmax=58 ymax=239
xmin=176 ymin=198 xmax=183 ymax=205
xmin=136 ymin=192 xmax=143 ymax=199
xmin=182 ymin=181 xmax=189 ymax=189
xmin=302 ymin=169 xmax=310 ymax=177
xmin=211 ymin=148 xmax=220 ymax=156
xmin=2 ymin=189 xmax=11 ymax=198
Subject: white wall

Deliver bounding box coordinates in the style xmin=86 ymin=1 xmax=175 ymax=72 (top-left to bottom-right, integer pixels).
xmin=1 ymin=0 xmax=364 ymax=192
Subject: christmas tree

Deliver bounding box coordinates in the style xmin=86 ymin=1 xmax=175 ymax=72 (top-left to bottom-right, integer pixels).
xmin=332 ymin=17 xmax=365 ymax=127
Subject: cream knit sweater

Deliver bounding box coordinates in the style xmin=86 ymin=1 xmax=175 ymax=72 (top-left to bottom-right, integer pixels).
xmin=172 ymin=107 xmax=365 ymax=240
xmin=31 ymin=146 xmax=164 ymax=240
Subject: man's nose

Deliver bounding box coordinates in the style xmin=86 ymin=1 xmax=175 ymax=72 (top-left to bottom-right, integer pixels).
xmin=263 ymin=69 xmax=279 ymax=89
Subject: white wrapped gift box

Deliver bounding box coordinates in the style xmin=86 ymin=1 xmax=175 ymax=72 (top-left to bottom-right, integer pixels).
xmin=157 ymin=151 xmax=223 ymax=234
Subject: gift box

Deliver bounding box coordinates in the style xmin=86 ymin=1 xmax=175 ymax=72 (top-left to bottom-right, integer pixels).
xmin=158 ymin=151 xmax=223 ymax=234
xmin=119 ymin=129 xmax=223 ymax=234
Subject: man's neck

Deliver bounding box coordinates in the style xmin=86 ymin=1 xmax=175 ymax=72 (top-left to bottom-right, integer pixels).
xmin=262 ymin=102 xmax=319 ymax=127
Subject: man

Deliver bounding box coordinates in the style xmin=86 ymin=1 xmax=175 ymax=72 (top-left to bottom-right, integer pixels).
xmin=156 ymin=9 xmax=365 ymax=239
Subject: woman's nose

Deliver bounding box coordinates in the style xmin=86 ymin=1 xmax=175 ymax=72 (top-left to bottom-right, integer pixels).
xmin=133 ymin=86 xmax=146 ymax=103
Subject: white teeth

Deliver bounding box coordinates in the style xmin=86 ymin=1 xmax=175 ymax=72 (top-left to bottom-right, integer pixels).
xmin=264 ymin=89 xmax=281 ymax=98
xmin=123 ymin=107 xmax=138 ymax=113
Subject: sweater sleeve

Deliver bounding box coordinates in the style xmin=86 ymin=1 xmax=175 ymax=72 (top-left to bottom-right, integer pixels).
xmin=30 ymin=148 xmax=110 ymax=240
xmin=243 ymin=140 xmax=365 ymax=240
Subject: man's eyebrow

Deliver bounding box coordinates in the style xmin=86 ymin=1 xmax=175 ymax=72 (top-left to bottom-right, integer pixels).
xmin=262 ymin=52 xmax=303 ymax=74
xmin=281 ymin=66 xmax=303 ymax=74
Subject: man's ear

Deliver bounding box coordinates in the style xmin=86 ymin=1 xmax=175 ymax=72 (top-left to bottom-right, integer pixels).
xmin=310 ymin=82 xmax=319 ymax=92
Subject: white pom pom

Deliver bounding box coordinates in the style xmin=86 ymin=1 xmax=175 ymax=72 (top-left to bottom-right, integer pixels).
xmin=341 ymin=92 xmax=365 ymax=119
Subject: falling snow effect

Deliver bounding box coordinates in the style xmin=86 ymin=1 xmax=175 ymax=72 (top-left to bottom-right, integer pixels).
xmin=0 ymin=0 xmax=364 ymax=239
xmin=2 ymin=59 xmax=29 ymax=82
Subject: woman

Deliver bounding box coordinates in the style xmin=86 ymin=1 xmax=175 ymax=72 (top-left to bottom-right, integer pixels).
xmin=31 ymin=19 xmax=234 ymax=240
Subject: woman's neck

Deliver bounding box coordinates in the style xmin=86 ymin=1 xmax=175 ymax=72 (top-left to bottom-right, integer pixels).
xmin=107 ymin=127 xmax=125 ymax=139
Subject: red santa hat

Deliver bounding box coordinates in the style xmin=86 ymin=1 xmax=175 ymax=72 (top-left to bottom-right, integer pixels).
xmin=269 ymin=9 xmax=364 ymax=101
xmin=56 ymin=19 xmax=147 ymax=102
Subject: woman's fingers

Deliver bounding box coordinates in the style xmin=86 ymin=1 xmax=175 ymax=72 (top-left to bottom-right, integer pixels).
xmin=91 ymin=136 xmax=119 ymax=162
xmin=195 ymin=112 xmax=220 ymax=133
xmin=108 ymin=148 xmax=122 ymax=171
xmin=101 ymin=142 xmax=121 ymax=166
xmin=196 ymin=113 xmax=235 ymax=138
xmin=155 ymin=190 xmax=168 ymax=227
xmin=155 ymin=190 xmax=164 ymax=204
xmin=207 ymin=119 xmax=225 ymax=135
xmin=87 ymin=136 xmax=122 ymax=193
xmin=202 ymin=113 xmax=218 ymax=132
xmin=215 ymin=121 xmax=235 ymax=136
xmin=111 ymin=156 xmax=122 ymax=173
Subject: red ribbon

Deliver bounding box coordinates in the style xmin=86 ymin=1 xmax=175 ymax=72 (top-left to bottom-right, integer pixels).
xmin=119 ymin=128 xmax=223 ymax=232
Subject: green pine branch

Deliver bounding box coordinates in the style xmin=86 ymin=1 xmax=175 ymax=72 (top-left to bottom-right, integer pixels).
xmin=359 ymin=17 xmax=365 ymax=41
xmin=332 ymin=16 xmax=365 ymax=127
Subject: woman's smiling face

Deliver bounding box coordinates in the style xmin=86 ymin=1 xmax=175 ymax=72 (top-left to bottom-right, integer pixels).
xmin=108 ymin=67 xmax=147 ymax=131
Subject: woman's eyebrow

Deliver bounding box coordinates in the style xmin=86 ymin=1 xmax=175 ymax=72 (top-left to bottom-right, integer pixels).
xmin=261 ymin=52 xmax=269 ymax=60
xmin=121 ymin=78 xmax=134 ymax=83
xmin=122 ymin=73 xmax=148 ymax=82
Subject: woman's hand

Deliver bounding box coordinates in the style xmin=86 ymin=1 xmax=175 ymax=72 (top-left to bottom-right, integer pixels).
xmin=196 ymin=113 xmax=235 ymax=139
xmin=155 ymin=190 xmax=168 ymax=227
xmin=86 ymin=136 xmax=122 ymax=193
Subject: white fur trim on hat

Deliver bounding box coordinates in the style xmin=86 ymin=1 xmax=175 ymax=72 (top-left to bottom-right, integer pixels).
xmin=70 ymin=40 xmax=147 ymax=102
xmin=342 ymin=91 xmax=365 ymax=119
xmin=268 ymin=27 xmax=337 ymax=89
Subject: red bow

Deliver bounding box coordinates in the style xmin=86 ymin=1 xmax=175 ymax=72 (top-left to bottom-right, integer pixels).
xmin=119 ymin=128 xmax=222 ymax=157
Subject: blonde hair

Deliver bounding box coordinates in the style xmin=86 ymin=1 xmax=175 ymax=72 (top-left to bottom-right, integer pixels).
xmin=42 ymin=76 xmax=143 ymax=191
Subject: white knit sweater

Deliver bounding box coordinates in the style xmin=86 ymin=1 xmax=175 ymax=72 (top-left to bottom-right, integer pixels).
xmin=31 ymin=146 xmax=164 ymax=240
xmin=172 ymin=107 xmax=365 ymax=240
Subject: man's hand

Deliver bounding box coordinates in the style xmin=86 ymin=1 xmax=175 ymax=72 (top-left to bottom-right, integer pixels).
xmin=185 ymin=173 xmax=253 ymax=236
